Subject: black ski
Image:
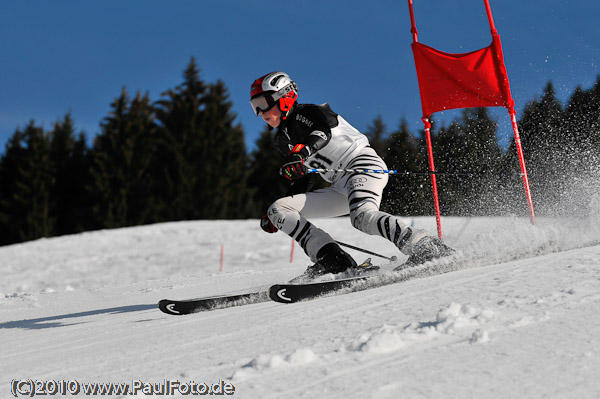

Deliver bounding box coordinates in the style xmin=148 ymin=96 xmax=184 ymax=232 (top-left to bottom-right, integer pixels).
xmin=159 ymin=254 xmax=464 ymax=313
xmin=158 ymin=275 xmax=377 ymax=314
xmin=158 ymin=291 xmax=268 ymax=315
xmin=268 ymin=255 xmax=464 ymax=304
xmin=268 ymin=275 xmax=374 ymax=304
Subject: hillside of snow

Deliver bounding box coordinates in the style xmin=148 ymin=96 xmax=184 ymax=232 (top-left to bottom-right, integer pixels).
xmin=1 ymin=215 xmax=600 ymax=398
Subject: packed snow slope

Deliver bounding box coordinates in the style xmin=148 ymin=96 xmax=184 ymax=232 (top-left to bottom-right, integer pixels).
xmin=1 ymin=215 xmax=600 ymax=398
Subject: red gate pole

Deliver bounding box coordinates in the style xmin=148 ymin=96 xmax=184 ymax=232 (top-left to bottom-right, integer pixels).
xmin=483 ymin=0 xmax=497 ymax=35
xmin=408 ymin=0 xmax=419 ymax=43
xmin=509 ymin=108 xmax=536 ymax=224
xmin=409 ymin=0 xmax=443 ymax=238
xmin=422 ymin=117 xmax=443 ymax=239
xmin=484 ymin=0 xmax=536 ymax=224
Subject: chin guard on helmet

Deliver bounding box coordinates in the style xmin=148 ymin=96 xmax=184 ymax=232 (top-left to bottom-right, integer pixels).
xmin=279 ymin=88 xmax=298 ymax=119
xmin=250 ymin=71 xmax=298 ymax=118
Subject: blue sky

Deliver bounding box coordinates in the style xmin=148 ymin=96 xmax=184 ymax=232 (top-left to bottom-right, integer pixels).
xmin=2 ymin=0 xmax=599 ymax=154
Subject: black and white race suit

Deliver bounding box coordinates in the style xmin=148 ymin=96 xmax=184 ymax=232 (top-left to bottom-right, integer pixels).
xmin=268 ymin=103 xmax=426 ymax=261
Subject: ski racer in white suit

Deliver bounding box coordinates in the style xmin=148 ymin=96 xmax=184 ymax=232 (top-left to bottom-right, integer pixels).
xmin=249 ymin=71 xmax=453 ymax=279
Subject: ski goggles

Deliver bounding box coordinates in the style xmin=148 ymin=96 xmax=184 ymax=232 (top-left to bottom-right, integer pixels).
xmin=249 ymin=93 xmax=277 ymax=116
xmin=250 ymin=83 xmax=297 ymax=116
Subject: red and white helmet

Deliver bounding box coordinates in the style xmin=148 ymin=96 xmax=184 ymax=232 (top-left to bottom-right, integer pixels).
xmin=249 ymin=71 xmax=298 ymax=118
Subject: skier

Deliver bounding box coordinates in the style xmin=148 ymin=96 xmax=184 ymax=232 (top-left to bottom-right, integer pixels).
xmin=250 ymin=71 xmax=453 ymax=279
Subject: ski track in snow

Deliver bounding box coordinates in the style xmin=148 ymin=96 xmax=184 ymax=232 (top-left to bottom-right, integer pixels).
xmin=1 ymin=216 xmax=600 ymax=398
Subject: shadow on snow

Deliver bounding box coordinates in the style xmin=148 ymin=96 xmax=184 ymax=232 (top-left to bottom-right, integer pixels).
xmin=0 ymin=304 xmax=156 ymax=330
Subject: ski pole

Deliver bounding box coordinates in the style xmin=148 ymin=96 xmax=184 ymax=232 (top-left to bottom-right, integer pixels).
xmin=336 ymin=240 xmax=397 ymax=262
xmin=308 ymin=168 xmax=403 ymax=174
xmin=307 ymin=168 xmax=485 ymax=176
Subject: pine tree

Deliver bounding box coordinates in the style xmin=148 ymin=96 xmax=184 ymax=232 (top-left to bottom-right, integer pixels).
xmin=89 ymin=88 xmax=159 ymax=228
xmin=564 ymin=82 xmax=600 ymax=155
xmin=556 ymin=78 xmax=600 ymax=216
xmin=49 ymin=114 xmax=92 ymax=235
xmin=433 ymin=120 xmax=464 ymax=214
xmin=0 ymin=130 xmax=27 ymax=244
xmin=461 ymin=108 xmax=503 ymax=215
xmin=588 ymin=76 xmax=600 ymax=152
xmin=199 ymin=80 xmax=250 ymax=219
xmin=509 ymin=82 xmax=564 ymax=214
xmin=154 ymin=58 xmax=207 ymax=220
xmin=365 ymin=115 xmax=388 ymax=158
xmin=381 ymin=118 xmax=428 ymax=215
xmin=155 ymin=59 xmax=251 ymax=220
xmin=247 ymin=126 xmax=288 ymax=216
xmin=0 ymin=122 xmax=55 ymax=243
xmin=433 ymin=108 xmax=500 ymax=215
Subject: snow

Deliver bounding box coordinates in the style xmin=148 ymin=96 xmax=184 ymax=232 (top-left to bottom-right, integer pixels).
xmin=1 ymin=215 xmax=600 ymax=398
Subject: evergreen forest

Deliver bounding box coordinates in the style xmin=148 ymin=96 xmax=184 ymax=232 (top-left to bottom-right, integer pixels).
xmin=1 ymin=57 xmax=599 ymax=246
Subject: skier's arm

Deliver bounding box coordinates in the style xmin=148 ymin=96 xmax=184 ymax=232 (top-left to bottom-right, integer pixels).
xmin=280 ymin=107 xmax=333 ymax=180
xmin=304 ymin=128 xmax=331 ymax=154
xmin=299 ymin=106 xmax=333 ymax=155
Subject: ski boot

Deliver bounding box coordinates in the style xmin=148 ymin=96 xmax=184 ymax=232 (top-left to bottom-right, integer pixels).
xmin=395 ymin=228 xmax=455 ymax=270
xmin=291 ymin=243 xmax=374 ymax=283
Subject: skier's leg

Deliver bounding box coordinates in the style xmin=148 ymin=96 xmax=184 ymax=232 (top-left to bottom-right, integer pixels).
xmin=267 ymin=188 xmax=352 ymax=266
xmin=351 ymin=200 xmax=454 ymax=264
xmin=350 ymin=201 xmax=429 ymax=255
xmin=340 ymin=148 xmax=451 ymax=260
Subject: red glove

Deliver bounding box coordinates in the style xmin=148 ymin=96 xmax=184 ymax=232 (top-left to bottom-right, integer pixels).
xmin=280 ymin=144 xmax=310 ymax=180
xmin=260 ymin=214 xmax=278 ymax=233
